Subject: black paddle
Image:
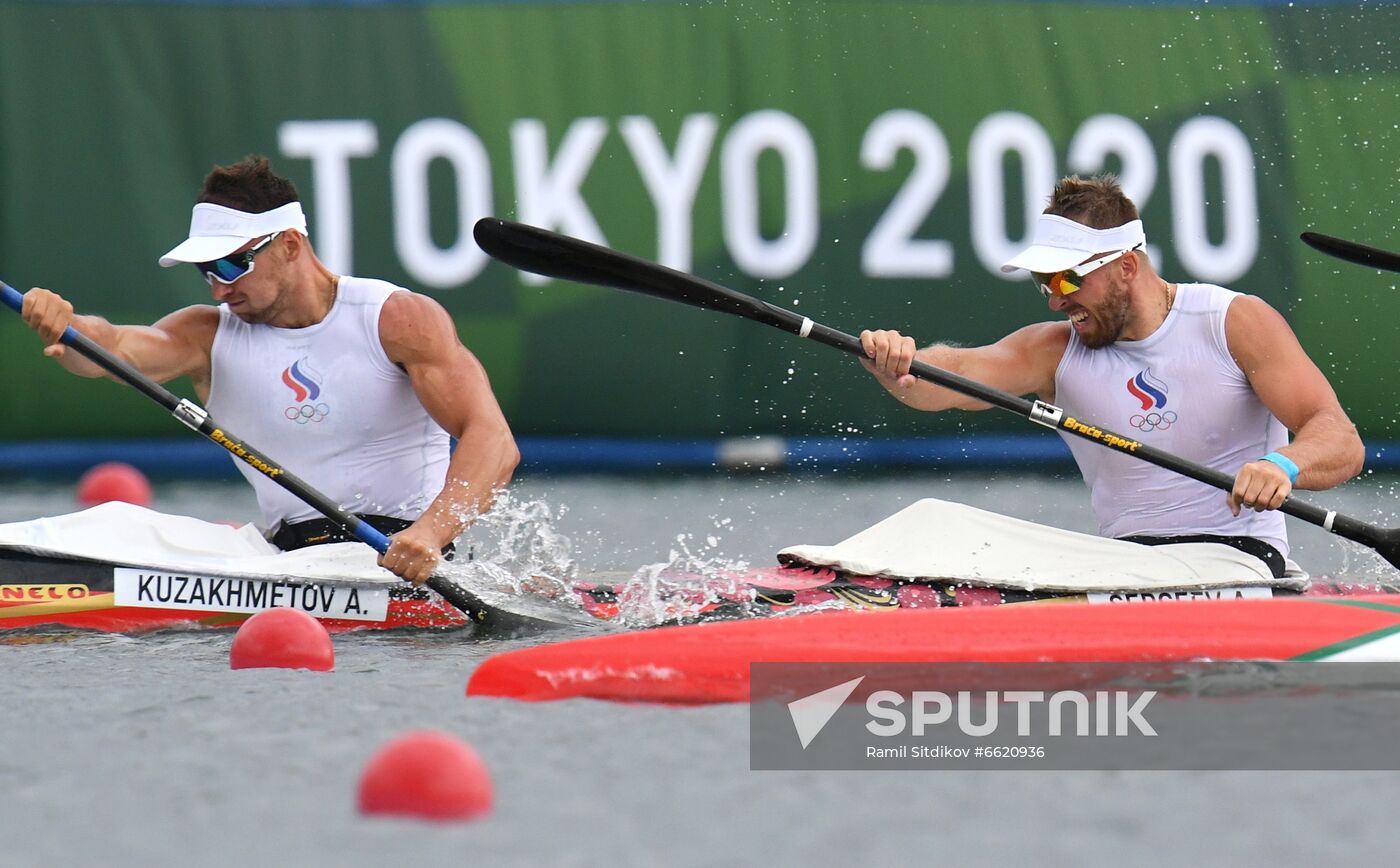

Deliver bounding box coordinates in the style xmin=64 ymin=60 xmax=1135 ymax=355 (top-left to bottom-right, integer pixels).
xmin=1301 ymin=232 xmax=1400 ymax=274
xmin=0 ymin=280 xmax=543 ymax=630
xmin=473 ymin=217 xmax=1400 ymax=571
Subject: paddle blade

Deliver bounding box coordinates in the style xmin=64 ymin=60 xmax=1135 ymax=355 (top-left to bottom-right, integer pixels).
xmin=1367 ymin=527 xmax=1400 ymax=572
xmin=1301 ymin=232 xmax=1400 ymax=274
xmin=472 ymin=218 xmax=805 ymax=332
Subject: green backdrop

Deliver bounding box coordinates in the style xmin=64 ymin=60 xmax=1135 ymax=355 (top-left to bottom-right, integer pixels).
xmin=1 ymin=0 xmax=1396 ymax=442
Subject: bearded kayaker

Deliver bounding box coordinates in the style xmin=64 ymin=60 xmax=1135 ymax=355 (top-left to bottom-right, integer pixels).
xmin=859 ymin=173 xmax=1365 ymax=578
xmin=19 ymin=156 xmax=519 ymax=585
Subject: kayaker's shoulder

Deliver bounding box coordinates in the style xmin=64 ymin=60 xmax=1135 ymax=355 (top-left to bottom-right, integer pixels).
xmin=993 ymin=320 xmax=1072 ymax=372
xmin=151 ymin=303 xmax=221 ymax=343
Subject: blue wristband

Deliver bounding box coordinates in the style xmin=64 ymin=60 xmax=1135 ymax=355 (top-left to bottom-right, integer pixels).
xmin=1260 ymin=451 xmax=1299 ymax=485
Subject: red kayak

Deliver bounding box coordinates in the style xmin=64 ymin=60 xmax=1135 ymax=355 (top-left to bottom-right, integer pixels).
xmin=468 ymin=594 xmax=1400 ymax=704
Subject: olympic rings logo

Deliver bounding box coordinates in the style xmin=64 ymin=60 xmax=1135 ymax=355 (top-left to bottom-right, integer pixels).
xmin=285 ymin=403 xmax=331 ymax=424
xmin=1129 ymin=410 xmax=1177 ymax=432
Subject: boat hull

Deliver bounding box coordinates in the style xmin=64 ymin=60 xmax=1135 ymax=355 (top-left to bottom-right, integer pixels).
xmin=571 ymin=563 xmax=1398 ymax=622
xmin=469 ymin=594 xmax=1400 ymax=704
xmin=0 ymin=550 xmax=471 ymax=633
xmin=2 ymin=547 xmax=1396 ymax=634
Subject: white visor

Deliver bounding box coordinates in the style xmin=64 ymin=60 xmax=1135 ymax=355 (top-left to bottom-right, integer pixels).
xmin=1000 ymin=214 xmax=1147 ymax=274
xmin=158 ymin=201 xmax=308 ymax=267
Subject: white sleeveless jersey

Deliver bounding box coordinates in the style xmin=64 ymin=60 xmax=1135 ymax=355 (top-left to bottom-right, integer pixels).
xmin=1053 ymin=283 xmax=1289 ymax=557
xmin=206 ymin=277 xmax=452 ymax=530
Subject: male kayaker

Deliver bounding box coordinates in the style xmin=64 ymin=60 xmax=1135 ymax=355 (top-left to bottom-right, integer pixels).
xmin=19 ymin=156 xmax=519 ymax=584
xmin=859 ymin=173 xmax=1364 ymax=577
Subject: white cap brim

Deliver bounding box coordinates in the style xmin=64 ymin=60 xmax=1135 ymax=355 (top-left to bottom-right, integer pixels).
xmin=159 ymin=235 xmax=252 ymax=267
xmin=1000 ymin=244 xmax=1093 ymax=275
xmin=158 ymin=201 xmax=308 ymax=267
xmin=1000 ymin=214 xmax=1146 ymax=274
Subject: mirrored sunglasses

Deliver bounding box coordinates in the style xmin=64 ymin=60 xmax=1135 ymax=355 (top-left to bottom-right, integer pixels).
xmin=1031 ymin=243 xmax=1143 ymax=299
xmin=195 ymin=231 xmax=282 ymax=285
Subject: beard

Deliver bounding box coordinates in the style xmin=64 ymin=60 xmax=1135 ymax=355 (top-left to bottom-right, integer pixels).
xmin=1079 ymin=277 xmax=1131 ymax=349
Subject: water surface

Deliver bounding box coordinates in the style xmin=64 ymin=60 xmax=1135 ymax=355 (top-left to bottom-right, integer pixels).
xmin=4 ymin=472 xmax=1399 ymax=866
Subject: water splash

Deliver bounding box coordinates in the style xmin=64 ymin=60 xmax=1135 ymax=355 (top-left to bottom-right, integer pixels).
xmin=611 ymin=534 xmax=760 ymax=628
xmin=432 ymin=495 xmax=840 ymax=630
xmin=434 ymin=491 xmax=595 ymax=627
xmin=603 ymin=525 xmax=849 ymax=628
xmin=444 ymin=495 xmax=777 ymax=629
xmin=462 ymin=491 xmax=578 ymax=595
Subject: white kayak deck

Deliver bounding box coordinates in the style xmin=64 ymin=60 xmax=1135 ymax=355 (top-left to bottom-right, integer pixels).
xmin=0 ymin=498 xmax=1307 ymax=593
xmin=779 ymin=498 xmax=1305 ymax=592
xmin=0 ymin=502 xmax=400 ymax=587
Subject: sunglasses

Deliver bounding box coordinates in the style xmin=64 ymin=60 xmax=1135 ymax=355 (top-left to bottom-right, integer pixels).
xmin=195 ymin=231 xmax=282 ymax=285
xmin=1031 ymin=243 xmax=1143 ymax=298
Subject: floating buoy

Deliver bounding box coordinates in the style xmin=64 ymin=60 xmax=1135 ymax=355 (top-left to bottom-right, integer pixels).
xmin=229 ymin=607 xmax=334 ymax=671
xmin=357 ymin=730 xmax=493 ymax=822
xmin=76 ymin=462 xmax=152 ymax=507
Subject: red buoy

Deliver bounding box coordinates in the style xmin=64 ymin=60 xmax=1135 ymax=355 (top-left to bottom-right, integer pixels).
xmin=229 ymin=607 xmax=334 ymax=671
xmin=76 ymin=462 xmax=152 ymax=507
xmin=357 ymin=730 xmax=493 ymax=822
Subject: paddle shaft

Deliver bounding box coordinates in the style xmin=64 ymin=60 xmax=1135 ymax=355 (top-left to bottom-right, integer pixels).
xmin=0 ymin=281 xmax=491 ymax=620
xmin=1301 ymin=232 xmax=1400 ymax=274
xmin=472 ymin=218 xmax=1400 ymax=567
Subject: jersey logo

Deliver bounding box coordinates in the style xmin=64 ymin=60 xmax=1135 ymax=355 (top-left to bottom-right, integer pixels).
xmin=282 ymin=358 xmax=330 ymax=424
xmin=1126 ymin=368 xmax=1177 ymax=432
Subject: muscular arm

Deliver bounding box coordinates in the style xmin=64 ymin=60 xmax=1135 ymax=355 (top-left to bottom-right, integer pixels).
xmin=377 ymin=291 xmax=520 ymax=582
xmin=1225 ymin=294 xmax=1364 ymax=513
xmin=859 ymin=321 xmax=1071 ymax=410
xmin=22 ymin=288 xmax=216 ymax=393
